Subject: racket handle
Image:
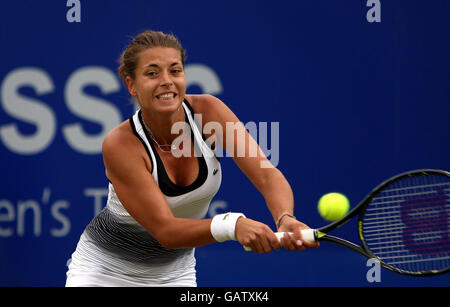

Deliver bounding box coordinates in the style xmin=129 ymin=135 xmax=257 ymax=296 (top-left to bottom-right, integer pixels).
xmin=243 ymin=229 xmax=317 ymax=251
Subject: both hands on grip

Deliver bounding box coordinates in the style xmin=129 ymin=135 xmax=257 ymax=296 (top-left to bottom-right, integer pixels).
xmin=234 ymin=217 xmax=319 ymax=253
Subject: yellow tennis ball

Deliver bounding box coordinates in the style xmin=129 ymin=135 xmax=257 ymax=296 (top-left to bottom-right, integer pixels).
xmin=318 ymin=192 xmax=350 ymax=221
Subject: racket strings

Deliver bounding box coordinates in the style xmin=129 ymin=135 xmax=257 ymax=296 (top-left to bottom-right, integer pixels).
xmin=361 ymin=173 xmax=450 ymax=274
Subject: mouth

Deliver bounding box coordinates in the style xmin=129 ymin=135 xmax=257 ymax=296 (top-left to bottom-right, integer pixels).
xmin=156 ymin=92 xmax=177 ymax=102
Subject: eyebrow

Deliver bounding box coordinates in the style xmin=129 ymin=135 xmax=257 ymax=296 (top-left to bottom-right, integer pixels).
xmin=144 ymin=62 xmax=181 ymax=68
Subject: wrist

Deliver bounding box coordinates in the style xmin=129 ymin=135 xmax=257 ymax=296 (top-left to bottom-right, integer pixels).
xmin=210 ymin=212 xmax=246 ymax=242
xmin=276 ymin=212 xmax=296 ymax=229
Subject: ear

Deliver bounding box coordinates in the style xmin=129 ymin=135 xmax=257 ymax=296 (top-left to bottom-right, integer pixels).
xmin=126 ymin=76 xmax=137 ymax=96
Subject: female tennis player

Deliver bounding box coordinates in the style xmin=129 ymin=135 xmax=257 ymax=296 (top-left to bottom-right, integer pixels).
xmin=65 ymin=30 xmax=318 ymax=287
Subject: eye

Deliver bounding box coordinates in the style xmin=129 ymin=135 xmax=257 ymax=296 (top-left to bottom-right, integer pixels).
xmin=146 ymin=71 xmax=157 ymax=77
xmin=171 ymin=68 xmax=183 ymax=74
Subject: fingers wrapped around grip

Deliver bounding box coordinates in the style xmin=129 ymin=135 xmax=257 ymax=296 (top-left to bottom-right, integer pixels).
xmin=243 ymin=229 xmax=319 ymax=252
xmin=234 ymin=218 xmax=281 ymax=253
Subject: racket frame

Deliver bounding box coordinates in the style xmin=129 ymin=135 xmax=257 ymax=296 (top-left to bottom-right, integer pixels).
xmin=315 ymin=169 xmax=450 ymax=276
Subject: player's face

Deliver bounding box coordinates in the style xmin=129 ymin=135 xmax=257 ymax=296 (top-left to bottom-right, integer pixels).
xmin=127 ymin=47 xmax=186 ymax=115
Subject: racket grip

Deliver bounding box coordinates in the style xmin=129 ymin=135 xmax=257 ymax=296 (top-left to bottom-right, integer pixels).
xmin=243 ymin=229 xmax=317 ymax=251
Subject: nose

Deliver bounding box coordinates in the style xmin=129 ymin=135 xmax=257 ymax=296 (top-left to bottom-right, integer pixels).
xmin=160 ymin=70 xmax=173 ymax=87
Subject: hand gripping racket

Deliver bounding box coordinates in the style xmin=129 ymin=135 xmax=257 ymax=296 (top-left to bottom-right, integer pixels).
xmin=245 ymin=169 xmax=450 ymax=276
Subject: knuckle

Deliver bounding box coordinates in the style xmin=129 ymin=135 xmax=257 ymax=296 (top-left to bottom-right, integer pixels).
xmin=255 ymin=229 xmax=266 ymax=238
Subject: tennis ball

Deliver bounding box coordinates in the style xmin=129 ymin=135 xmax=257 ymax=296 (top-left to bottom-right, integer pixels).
xmin=318 ymin=192 xmax=350 ymax=221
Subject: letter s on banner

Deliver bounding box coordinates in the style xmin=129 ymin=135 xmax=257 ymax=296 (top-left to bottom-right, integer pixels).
xmin=0 ymin=67 xmax=56 ymax=155
xmin=185 ymin=64 xmax=222 ymax=95
xmin=63 ymin=66 xmax=122 ymax=154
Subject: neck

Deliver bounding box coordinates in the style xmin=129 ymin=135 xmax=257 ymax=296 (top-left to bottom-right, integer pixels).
xmin=141 ymin=106 xmax=184 ymax=145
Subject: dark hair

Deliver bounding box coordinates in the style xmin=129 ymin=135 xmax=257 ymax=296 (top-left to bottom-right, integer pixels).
xmin=118 ymin=30 xmax=186 ymax=83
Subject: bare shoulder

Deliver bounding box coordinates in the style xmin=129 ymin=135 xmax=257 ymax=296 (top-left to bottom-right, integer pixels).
xmin=186 ymin=94 xmax=220 ymax=111
xmin=102 ymin=121 xmax=150 ymax=174
xmin=102 ymin=121 xmax=138 ymax=154
xmin=186 ymin=94 xmax=234 ymax=122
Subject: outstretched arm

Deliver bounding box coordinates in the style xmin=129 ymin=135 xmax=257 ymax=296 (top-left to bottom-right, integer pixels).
xmin=191 ymin=94 xmax=319 ymax=250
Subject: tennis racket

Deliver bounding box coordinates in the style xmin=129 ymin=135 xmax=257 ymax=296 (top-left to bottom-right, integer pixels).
xmin=245 ymin=169 xmax=450 ymax=276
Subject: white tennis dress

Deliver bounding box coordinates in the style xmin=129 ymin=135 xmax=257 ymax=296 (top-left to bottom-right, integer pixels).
xmin=66 ymin=101 xmax=221 ymax=287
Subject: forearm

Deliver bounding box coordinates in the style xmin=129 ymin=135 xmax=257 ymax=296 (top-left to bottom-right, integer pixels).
xmin=255 ymin=168 xmax=295 ymax=227
xmin=156 ymin=218 xmax=216 ymax=249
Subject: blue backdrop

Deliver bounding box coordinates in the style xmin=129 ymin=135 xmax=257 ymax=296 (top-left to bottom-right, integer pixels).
xmin=1 ymin=0 xmax=449 ymax=286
